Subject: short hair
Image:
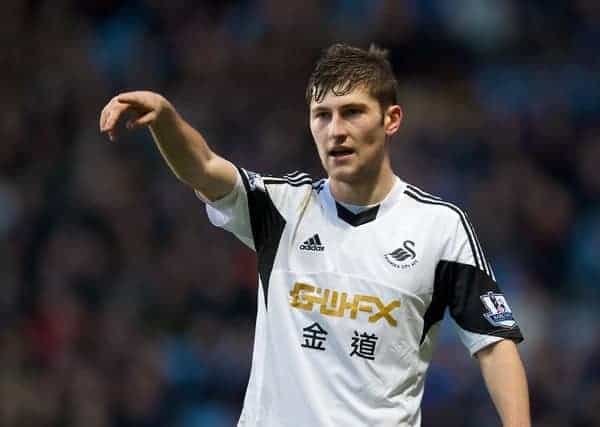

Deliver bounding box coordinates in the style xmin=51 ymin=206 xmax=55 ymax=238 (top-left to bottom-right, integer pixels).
xmin=305 ymin=43 xmax=399 ymax=110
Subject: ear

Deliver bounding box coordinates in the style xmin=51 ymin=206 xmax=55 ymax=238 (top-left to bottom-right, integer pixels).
xmin=383 ymin=105 xmax=403 ymax=136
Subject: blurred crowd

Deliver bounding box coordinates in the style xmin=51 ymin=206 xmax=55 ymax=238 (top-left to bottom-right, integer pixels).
xmin=1 ymin=0 xmax=599 ymax=426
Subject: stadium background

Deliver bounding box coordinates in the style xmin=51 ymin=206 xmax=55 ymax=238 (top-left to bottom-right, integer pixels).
xmin=1 ymin=0 xmax=599 ymax=425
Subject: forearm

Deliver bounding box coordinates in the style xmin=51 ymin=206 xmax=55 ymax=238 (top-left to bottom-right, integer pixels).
xmin=149 ymin=108 xmax=235 ymax=199
xmin=478 ymin=340 xmax=530 ymax=427
xmin=100 ymin=91 xmax=237 ymax=201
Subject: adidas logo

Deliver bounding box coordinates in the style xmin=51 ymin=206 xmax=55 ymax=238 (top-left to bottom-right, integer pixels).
xmin=299 ymin=234 xmax=325 ymax=251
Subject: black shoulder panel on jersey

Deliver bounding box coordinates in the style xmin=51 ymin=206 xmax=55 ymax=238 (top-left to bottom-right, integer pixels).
xmin=421 ymin=260 xmax=523 ymax=344
xmin=420 ymin=264 xmax=450 ymax=344
xmin=238 ymin=167 xmax=286 ymax=309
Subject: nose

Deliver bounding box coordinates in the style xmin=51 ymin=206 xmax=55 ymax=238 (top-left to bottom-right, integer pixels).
xmin=328 ymin=113 xmax=347 ymax=141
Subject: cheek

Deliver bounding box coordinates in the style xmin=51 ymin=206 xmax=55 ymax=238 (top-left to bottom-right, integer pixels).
xmin=316 ymin=144 xmax=328 ymax=164
xmin=358 ymin=129 xmax=386 ymax=159
xmin=311 ymin=131 xmax=326 ymax=154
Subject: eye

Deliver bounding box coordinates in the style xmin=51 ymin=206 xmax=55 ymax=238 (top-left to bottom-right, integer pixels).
xmin=344 ymin=108 xmax=362 ymax=117
xmin=314 ymin=111 xmax=330 ymax=119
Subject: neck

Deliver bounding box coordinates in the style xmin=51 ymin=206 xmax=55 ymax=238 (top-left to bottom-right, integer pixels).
xmin=329 ymin=160 xmax=396 ymax=206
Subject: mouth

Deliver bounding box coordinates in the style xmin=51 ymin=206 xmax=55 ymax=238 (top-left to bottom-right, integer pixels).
xmin=328 ymin=146 xmax=355 ymax=160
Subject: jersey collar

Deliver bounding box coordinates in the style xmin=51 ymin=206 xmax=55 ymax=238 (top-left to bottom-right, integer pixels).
xmin=335 ymin=202 xmax=380 ymax=226
xmin=321 ymin=177 xmax=407 ymax=227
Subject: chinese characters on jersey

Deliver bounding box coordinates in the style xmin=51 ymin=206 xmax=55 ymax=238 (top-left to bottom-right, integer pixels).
xmin=301 ymin=322 xmax=328 ymax=351
xmin=300 ymin=323 xmax=379 ymax=360
xmin=350 ymin=331 xmax=378 ymax=360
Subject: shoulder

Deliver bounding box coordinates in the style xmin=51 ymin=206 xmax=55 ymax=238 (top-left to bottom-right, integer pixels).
xmin=402 ymin=182 xmax=491 ymax=271
xmin=263 ymin=171 xmax=316 ymax=188
xmin=402 ymin=182 xmax=471 ymax=228
xmin=246 ymin=170 xmax=324 ymax=194
xmin=239 ymin=168 xmax=324 ymax=216
xmin=264 ymin=171 xmax=327 ymax=195
xmin=239 ymin=168 xmax=319 ymax=190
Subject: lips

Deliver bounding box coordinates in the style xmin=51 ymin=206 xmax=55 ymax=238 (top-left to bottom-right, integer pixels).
xmin=328 ymin=146 xmax=355 ymax=157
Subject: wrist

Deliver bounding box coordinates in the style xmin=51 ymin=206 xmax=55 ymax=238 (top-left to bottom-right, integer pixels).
xmin=151 ymin=98 xmax=179 ymax=132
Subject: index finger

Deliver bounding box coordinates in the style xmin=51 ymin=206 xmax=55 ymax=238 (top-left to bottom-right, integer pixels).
xmin=101 ymin=100 xmax=132 ymax=135
xmin=116 ymin=91 xmax=152 ymax=109
xmin=99 ymin=96 xmax=118 ymax=131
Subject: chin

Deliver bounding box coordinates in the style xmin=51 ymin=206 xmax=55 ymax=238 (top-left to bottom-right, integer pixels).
xmin=326 ymin=165 xmax=362 ymax=183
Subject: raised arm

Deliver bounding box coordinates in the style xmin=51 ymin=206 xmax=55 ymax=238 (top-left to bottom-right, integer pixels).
xmin=477 ymin=340 xmax=531 ymax=427
xmin=99 ymin=91 xmax=237 ymax=201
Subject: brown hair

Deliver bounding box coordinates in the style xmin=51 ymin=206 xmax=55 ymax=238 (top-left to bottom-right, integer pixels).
xmin=305 ymin=43 xmax=399 ymax=109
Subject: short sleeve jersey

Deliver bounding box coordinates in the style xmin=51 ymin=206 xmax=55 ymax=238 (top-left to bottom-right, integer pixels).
xmin=198 ymin=168 xmax=523 ymax=427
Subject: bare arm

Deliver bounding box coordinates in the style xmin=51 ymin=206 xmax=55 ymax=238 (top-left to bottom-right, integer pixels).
xmin=99 ymin=91 xmax=237 ymax=201
xmin=477 ymin=339 xmax=531 ymax=427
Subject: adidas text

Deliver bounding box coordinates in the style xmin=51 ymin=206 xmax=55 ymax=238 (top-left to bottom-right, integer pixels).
xmin=300 ymin=244 xmax=325 ymax=251
xmin=300 ymin=234 xmax=325 ymax=251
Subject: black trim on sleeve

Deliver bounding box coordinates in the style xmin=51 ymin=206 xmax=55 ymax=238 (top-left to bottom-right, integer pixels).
xmin=427 ymin=260 xmax=523 ymax=342
xmin=262 ymin=171 xmax=313 ymax=187
xmin=420 ymin=265 xmax=450 ymax=344
xmin=262 ymin=179 xmax=312 ymax=187
xmin=238 ymin=167 xmax=286 ymax=309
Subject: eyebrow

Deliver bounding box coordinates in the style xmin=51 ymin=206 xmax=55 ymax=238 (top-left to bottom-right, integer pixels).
xmin=311 ymin=102 xmax=369 ymax=113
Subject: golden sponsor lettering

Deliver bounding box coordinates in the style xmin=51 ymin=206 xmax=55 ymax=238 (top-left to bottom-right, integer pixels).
xmin=290 ymin=282 xmax=316 ymax=310
xmin=289 ymin=282 xmax=401 ymax=327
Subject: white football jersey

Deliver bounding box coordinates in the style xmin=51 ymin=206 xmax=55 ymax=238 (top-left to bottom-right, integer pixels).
xmin=198 ymin=168 xmax=523 ymax=427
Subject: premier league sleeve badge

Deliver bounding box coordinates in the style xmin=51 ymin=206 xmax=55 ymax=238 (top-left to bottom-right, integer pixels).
xmin=480 ymin=291 xmax=517 ymax=328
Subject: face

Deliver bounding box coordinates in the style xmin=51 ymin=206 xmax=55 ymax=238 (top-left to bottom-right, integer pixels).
xmin=309 ymin=87 xmax=402 ymax=184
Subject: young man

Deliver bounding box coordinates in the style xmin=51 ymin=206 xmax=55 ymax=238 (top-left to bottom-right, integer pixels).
xmin=100 ymin=44 xmax=530 ymax=426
